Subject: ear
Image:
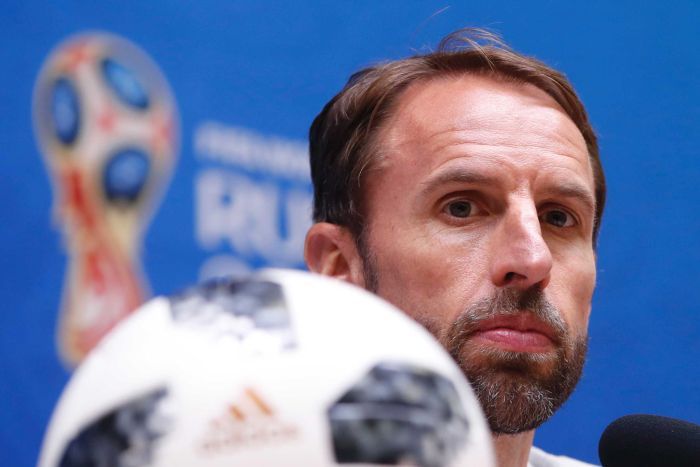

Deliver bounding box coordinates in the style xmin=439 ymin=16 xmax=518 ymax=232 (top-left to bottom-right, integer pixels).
xmin=304 ymin=222 xmax=367 ymax=288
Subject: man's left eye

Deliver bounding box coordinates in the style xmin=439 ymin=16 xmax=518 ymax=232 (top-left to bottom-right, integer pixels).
xmin=446 ymin=200 xmax=473 ymax=218
xmin=541 ymin=209 xmax=575 ymax=228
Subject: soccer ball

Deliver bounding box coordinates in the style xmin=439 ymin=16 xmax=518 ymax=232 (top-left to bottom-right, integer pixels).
xmin=38 ymin=269 xmax=495 ymax=466
xmin=32 ymin=32 xmax=178 ymax=366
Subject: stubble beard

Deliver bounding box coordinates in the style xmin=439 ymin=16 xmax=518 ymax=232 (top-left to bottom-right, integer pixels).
xmin=359 ymin=241 xmax=588 ymax=435
xmin=443 ymin=288 xmax=588 ymax=435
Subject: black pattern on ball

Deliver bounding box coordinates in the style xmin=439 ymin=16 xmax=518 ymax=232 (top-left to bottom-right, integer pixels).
xmin=169 ymin=278 xmax=296 ymax=350
xmin=328 ymin=362 xmax=470 ymax=467
xmin=58 ymin=387 xmax=169 ymax=467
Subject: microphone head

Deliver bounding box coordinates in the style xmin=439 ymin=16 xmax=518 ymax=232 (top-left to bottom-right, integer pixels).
xmin=599 ymin=414 xmax=700 ymax=467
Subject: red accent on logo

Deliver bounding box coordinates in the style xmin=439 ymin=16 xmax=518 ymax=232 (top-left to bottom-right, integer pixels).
xmin=150 ymin=112 xmax=173 ymax=153
xmin=61 ymin=40 xmax=93 ymax=73
xmin=62 ymin=168 xmax=97 ymax=230
xmin=96 ymin=106 xmax=117 ymax=133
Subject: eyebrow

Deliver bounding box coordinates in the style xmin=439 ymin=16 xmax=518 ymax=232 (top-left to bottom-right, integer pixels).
xmin=419 ymin=169 xmax=498 ymax=198
xmin=542 ymin=182 xmax=596 ymax=214
xmin=419 ymin=168 xmax=596 ymax=213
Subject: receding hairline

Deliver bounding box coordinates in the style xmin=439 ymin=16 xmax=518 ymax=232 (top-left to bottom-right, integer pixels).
xmin=308 ymin=27 xmax=605 ymax=245
xmin=363 ymin=70 xmax=593 ymax=177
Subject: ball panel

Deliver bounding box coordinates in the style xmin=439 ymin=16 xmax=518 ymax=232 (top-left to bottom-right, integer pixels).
xmin=328 ymin=362 xmax=470 ymax=467
xmin=169 ymin=277 xmax=296 ymax=353
xmin=100 ymin=58 xmax=150 ymax=110
xmin=38 ymin=298 xmax=174 ymax=467
xmin=51 ymin=77 xmax=81 ymax=146
xmin=102 ymin=147 xmax=151 ymax=203
xmin=58 ymin=387 xmax=169 ymax=467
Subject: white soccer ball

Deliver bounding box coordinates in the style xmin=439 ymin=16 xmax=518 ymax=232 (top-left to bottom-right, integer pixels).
xmin=39 ymin=269 xmax=495 ymax=467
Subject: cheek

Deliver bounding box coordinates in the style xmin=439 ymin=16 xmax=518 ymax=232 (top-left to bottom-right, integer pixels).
xmin=369 ymin=227 xmax=489 ymax=334
xmin=550 ymin=249 xmax=596 ymax=331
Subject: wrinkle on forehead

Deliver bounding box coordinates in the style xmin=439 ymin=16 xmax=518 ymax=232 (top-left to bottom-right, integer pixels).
xmin=412 ymin=132 xmax=587 ymax=167
xmin=376 ymin=74 xmax=590 ymax=172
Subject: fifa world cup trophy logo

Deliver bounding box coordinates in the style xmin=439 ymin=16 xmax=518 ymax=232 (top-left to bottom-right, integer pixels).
xmin=33 ymin=33 xmax=179 ymax=366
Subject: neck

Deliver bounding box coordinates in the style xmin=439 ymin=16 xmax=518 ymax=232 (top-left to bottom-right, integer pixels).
xmin=492 ymin=430 xmax=535 ymax=467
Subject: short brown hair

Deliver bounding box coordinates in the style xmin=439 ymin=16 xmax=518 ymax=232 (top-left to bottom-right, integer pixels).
xmin=309 ymin=28 xmax=605 ymax=245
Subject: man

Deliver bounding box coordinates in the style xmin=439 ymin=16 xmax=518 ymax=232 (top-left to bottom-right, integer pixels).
xmin=304 ymin=29 xmax=604 ymax=467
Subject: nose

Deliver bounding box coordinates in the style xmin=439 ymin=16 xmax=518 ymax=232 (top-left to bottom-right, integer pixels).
xmin=490 ymin=201 xmax=553 ymax=290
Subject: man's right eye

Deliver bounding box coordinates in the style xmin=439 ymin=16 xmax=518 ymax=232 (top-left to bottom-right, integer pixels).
xmin=445 ymin=200 xmax=473 ymax=218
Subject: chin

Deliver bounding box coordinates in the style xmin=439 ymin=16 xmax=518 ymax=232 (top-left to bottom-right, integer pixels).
xmin=452 ymin=337 xmax=588 ymax=434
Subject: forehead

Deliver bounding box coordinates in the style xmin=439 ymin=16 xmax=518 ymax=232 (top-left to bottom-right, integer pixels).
xmin=373 ymin=74 xmax=593 ymax=188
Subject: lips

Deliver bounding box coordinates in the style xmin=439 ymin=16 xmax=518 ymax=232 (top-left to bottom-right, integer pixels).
xmin=470 ymin=313 xmax=560 ymax=353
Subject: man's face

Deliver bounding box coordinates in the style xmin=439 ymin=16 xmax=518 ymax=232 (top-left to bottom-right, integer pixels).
xmin=359 ymin=75 xmax=597 ymax=434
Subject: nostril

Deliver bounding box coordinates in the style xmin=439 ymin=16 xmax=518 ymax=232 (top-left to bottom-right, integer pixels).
xmin=504 ymin=272 xmax=515 ymax=282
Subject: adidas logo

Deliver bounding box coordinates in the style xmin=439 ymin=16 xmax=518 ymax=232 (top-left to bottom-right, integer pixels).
xmin=225 ymin=388 xmax=274 ymax=422
xmin=200 ymin=387 xmax=299 ymax=453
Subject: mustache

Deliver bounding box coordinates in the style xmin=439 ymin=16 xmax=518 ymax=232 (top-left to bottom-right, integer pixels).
xmin=445 ymin=286 xmax=568 ymax=348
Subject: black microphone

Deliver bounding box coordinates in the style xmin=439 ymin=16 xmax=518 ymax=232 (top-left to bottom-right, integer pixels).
xmin=598 ymin=414 xmax=700 ymax=467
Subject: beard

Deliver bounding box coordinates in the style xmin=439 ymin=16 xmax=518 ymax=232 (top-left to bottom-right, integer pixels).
xmin=442 ymin=287 xmax=588 ymax=434
xmin=358 ymin=240 xmax=587 ymax=434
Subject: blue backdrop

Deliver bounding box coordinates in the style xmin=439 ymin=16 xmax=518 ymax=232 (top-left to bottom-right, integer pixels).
xmin=2 ymin=2 xmax=700 ymax=465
